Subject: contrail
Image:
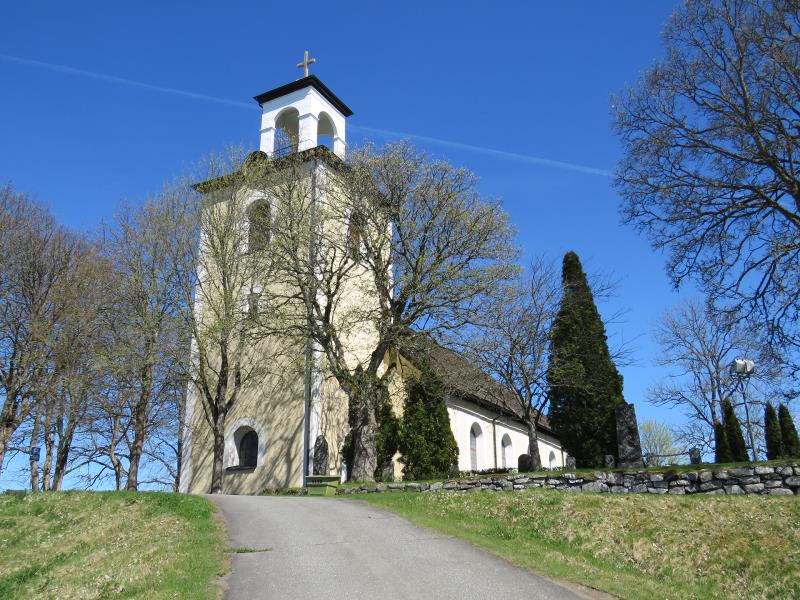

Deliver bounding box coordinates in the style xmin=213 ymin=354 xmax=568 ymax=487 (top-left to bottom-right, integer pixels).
xmin=0 ymin=53 xmax=253 ymax=109
xmin=0 ymin=53 xmax=612 ymax=177
xmin=350 ymin=125 xmax=613 ymax=177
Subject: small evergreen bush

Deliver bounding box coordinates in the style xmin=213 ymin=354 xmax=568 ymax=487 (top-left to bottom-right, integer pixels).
xmin=398 ymin=364 xmax=459 ymax=480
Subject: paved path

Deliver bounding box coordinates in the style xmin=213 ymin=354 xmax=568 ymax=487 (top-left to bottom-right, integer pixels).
xmin=210 ymin=494 xmax=597 ymax=600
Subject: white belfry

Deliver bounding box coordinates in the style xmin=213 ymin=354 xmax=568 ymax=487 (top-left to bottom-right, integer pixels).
xmin=255 ymin=58 xmax=352 ymax=159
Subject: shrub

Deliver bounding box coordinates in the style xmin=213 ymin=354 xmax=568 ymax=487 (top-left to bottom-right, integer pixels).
xmin=399 ymin=363 xmax=459 ymax=480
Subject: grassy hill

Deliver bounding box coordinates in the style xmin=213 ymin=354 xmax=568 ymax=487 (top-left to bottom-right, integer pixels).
xmin=363 ymin=488 xmax=800 ymax=599
xmin=0 ymin=491 xmax=225 ymax=599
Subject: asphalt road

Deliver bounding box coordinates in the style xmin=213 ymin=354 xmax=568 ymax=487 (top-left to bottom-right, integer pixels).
xmin=210 ymin=494 xmax=599 ymax=600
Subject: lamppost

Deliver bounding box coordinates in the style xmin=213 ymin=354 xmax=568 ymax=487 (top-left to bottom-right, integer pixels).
xmin=729 ymin=358 xmax=757 ymax=461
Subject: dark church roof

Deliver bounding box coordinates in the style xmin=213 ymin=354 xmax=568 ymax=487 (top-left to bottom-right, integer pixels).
xmin=253 ymin=75 xmax=354 ymax=117
xmin=402 ymin=336 xmax=555 ymax=436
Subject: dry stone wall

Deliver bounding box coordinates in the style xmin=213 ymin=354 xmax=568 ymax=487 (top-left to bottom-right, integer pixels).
xmin=338 ymin=464 xmax=800 ymax=496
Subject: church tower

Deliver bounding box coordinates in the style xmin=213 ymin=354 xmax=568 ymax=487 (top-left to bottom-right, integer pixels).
xmin=180 ymin=55 xmax=362 ymax=495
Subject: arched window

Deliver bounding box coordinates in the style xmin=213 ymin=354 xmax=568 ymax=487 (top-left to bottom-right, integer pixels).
xmin=238 ymin=430 xmax=258 ymax=468
xmin=248 ymin=199 xmax=271 ymax=253
xmin=501 ymin=434 xmax=512 ymax=469
xmin=549 ymin=450 xmax=557 ymax=469
xmin=469 ymin=423 xmax=483 ymax=471
xmin=347 ymin=210 xmax=364 ymax=260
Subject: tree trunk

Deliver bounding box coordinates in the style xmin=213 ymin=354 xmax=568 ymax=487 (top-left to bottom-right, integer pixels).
xmin=0 ymin=434 xmax=7 ymax=476
xmin=53 ymin=420 xmax=76 ymax=491
xmin=349 ymin=374 xmax=379 ymax=482
xmin=30 ymin=408 xmax=43 ymax=492
xmin=41 ymin=403 xmax=54 ymax=491
xmin=109 ymin=438 xmax=123 ymax=491
xmin=210 ymin=416 xmax=226 ymax=494
xmin=740 ymin=394 xmax=758 ymax=462
xmin=127 ymin=337 xmax=155 ymax=492
xmin=350 ymin=409 xmax=377 ymax=482
xmin=526 ymin=421 xmax=543 ymax=471
xmin=125 ymin=387 xmax=149 ymax=492
xmin=174 ymin=398 xmax=185 ymax=492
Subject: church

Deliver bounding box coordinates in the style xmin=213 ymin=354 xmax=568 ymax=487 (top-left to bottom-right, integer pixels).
xmin=179 ymin=56 xmax=564 ymax=495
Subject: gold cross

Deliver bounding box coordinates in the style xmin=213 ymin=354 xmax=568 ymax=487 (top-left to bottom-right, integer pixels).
xmin=296 ymin=50 xmax=316 ymax=78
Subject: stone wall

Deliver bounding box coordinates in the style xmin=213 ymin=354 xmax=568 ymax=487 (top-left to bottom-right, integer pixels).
xmin=337 ymin=464 xmax=800 ymax=496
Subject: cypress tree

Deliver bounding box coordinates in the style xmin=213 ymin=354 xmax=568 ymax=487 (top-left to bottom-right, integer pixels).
xmin=722 ymin=398 xmax=749 ymax=462
xmin=764 ymin=403 xmax=782 ymax=460
xmin=714 ymin=421 xmax=732 ymax=463
xmin=398 ymin=365 xmax=459 ymax=480
xmin=778 ymin=404 xmax=800 ymax=458
xmin=547 ymin=251 xmax=625 ymax=467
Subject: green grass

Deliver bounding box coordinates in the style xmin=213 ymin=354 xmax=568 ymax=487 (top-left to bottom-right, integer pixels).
xmin=0 ymin=491 xmax=227 ymax=600
xmin=361 ymin=488 xmax=800 ymax=600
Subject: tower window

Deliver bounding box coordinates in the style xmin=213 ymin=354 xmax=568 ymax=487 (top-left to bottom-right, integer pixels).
xmin=248 ymin=200 xmax=271 ymax=253
xmin=347 ymin=210 xmax=364 ymax=259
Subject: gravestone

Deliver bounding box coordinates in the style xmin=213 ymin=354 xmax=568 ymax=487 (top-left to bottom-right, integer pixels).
xmin=615 ymin=403 xmax=644 ymax=468
xmin=689 ymin=447 xmax=701 ymax=465
xmin=518 ymin=453 xmax=533 ymax=472
xmin=604 ymin=454 xmax=616 ymax=469
xmin=565 ymin=455 xmax=576 ymax=470
xmin=312 ymin=436 xmax=329 ymax=476
xmin=381 ymin=462 xmax=395 ymax=483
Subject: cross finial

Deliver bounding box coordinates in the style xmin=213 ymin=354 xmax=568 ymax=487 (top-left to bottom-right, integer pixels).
xmin=296 ymin=50 xmax=316 ymax=78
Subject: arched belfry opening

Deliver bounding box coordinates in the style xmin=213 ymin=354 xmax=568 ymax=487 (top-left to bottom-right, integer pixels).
xmin=316 ymin=111 xmax=336 ymax=151
xmin=254 ymin=67 xmax=353 ymax=159
xmin=274 ymin=108 xmax=300 ymax=156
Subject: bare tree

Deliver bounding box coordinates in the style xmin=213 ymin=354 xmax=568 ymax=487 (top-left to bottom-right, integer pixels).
xmin=613 ymin=0 xmax=800 ymax=352
xmin=455 ymin=258 xmax=560 ymax=470
xmin=0 ymin=185 xmax=84 ymax=474
xmin=649 ymin=298 xmax=788 ymax=459
xmin=39 ymin=242 xmax=109 ymax=490
xmin=101 ymin=197 xmax=191 ymax=491
xmin=263 ymin=143 xmax=517 ymax=481
xmin=639 ymin=420 xmax=678 ymax=467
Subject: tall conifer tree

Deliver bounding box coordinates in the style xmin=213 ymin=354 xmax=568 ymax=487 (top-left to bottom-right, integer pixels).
xmin=778 ymin=404 xmax=800 ymax=458
xmin=714 ymin=421 xmax=732 ymax=463
xmin=722 ymin=398 xmax=749 ymax=462
xmin=764 ymin=403 xmax=782 ymax=460
xmin=547 ymin=251 xmax=624 ymax=467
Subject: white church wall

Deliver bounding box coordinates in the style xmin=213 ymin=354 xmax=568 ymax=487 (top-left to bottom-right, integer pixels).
xmin=446 ymin=396 xmax=564 ymax=473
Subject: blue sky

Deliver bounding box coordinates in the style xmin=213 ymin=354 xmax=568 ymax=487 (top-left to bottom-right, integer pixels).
xmin=1 ymin=2 xmax=692 ymax=440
